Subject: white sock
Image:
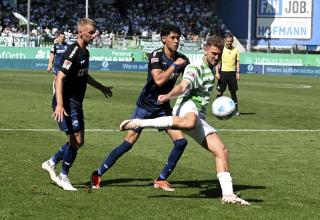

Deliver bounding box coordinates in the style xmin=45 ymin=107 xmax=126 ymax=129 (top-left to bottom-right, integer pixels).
xmin=60 ymin=173 xmax=68 ymax=179
xmin=140 ymin=116 xmax=173 ymax=128
xmin=217 ymin=172 xmax=234 ymax=197
xmin=48 ymin=158 xmax=55 ymax=166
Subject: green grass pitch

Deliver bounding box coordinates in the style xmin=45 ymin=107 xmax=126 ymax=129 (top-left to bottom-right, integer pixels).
xmin=0 ymin=70 xmax=319 ymax=220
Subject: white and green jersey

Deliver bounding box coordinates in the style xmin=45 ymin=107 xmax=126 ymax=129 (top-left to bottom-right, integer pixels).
xmin=174 ymin=56 xmax=215 ymax=115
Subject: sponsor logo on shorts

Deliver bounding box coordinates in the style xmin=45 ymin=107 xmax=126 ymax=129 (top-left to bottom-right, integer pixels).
xmin=72 ymin=120 xmax=79 ymax=127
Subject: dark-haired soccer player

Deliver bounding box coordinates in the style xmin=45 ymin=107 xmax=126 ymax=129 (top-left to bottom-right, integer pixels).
xmin=47 ymin=32 xmax=68 ymax=78
xmin=90 ymin=24 xmax=189 ymax=191
xmin=47 ymin=32 xmax=68 ymax=92
xmin=120 ymin=36 xmax=250 ymax=205
xmin=42 ymin=18 xmax=113 ymax=191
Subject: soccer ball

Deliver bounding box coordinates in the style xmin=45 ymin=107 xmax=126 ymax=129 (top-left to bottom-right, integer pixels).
xmin=211 ymin=96 xmax=236 ymax=120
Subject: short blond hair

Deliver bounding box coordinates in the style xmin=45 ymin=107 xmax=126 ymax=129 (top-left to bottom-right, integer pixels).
xmin=77 ymin=18 xmax=96 ymax=30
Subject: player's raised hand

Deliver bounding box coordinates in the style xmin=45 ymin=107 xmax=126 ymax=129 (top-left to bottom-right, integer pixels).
xmin=101 ymin=86 xmax=113 ymax=98
xmin=52 ymin=104 xmax=68 ymax=122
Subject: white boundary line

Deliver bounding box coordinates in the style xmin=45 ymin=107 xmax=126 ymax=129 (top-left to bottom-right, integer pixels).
xmin=0 ymin=128 xmax=319 ymax=132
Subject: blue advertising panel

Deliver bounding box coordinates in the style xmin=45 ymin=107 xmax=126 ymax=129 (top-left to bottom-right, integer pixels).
xmin=0 ymin=59 xmax=149 ymax=72
xmin=241 ymin=64 xmax=320 ymax=76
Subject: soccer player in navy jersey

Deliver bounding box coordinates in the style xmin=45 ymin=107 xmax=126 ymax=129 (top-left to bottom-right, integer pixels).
xmin=42 ymin=18 xmax=113 ymax=191
xmin=47 ymin=32 xmax=68 ymax=92
xmin=47 ymin=32 xmax=68 ymax=78
xmin=90 ymin=24 xmax=189 ymax=191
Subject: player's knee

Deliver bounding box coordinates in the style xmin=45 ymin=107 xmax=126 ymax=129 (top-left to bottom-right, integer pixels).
xmin=70 ymin=139 xmax=84 ymax=149
xmin=77 ymin=140 xmax=84 ymax=148
xmin=209 ymin=142 xmax=228 ymax=158
xmin=185 ymin=122 xmax=196 ymax=130
xmin=182 ymin=118 xmax=197 ymax=130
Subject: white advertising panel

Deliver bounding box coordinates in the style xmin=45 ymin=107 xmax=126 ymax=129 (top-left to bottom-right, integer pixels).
xmin=256 ymin=0 xmax=313 ymax=39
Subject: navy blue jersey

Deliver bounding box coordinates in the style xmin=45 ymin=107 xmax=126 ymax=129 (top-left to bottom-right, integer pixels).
xmin=136 ymin=48 xmax=189 ymax=113
xmin=59 ymin=41 xmax=89 ymax=106
xmin=50 ymin=42 xmax=68 ymax=68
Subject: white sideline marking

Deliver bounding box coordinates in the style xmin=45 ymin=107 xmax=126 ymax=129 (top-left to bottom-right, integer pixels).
xmin=278 ymin=84 xmax=311 ymax=89
xmin=0 ymin=128 xmax=319 ymax=132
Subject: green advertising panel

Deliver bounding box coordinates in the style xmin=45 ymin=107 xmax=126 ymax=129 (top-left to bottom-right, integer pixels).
xmin=1 ymin=47 xmax=319 ymax=67
xmin=0 ymin=46 xmax=204 ymax=63
xmin=0 ymin=47 xmax=144 ymax=61
xmin=241 ymin=53 xmax=320 ymax=67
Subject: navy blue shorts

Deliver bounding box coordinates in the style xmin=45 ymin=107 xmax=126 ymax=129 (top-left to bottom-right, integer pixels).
xmin=130 ymin=106 xmax=172 ymax=132
xmin=52 ymin=97 xmax=84 ymax=134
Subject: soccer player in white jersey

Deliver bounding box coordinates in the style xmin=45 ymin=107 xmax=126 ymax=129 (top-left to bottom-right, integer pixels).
xmin=120 ymin=36 xmax=250 ymax=205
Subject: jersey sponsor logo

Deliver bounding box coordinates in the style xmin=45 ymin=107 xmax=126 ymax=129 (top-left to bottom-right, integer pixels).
xmin=151 ymin=57 xmax=159 ymax=63
xmin=69 ymin=46 xmax=78 ymax=58
xmin=62 ymin=60 xmax=72 ymax=70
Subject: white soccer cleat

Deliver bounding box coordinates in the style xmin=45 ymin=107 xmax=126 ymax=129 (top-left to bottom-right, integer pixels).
xmin=55 ymin=175 xmax=77 ymax=191
xmin=221 ymin=194 xmax=250 ymax=205
xmin=42 ymin=160 xmax=57 ymax=182
xmin=119 ymin=119 xmax=142 ymax=131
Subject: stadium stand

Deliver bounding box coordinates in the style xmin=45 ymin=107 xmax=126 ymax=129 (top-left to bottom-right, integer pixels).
xmin=0 ymin=0 xmax=225 ymax=50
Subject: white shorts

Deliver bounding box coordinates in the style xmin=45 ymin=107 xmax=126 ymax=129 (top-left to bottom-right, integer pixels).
xmin=172 ymin=100 xmax=217 ymax=145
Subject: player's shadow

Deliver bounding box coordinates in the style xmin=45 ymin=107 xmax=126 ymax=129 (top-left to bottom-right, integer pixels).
xmin=80 ymin=178 xmax=153 ymax=189
xmin=238 ymin=112 xmax=256 ymax=116
xmin=79 ymin=178 xmax=264 ymax=203
xmin=148 ymin=179 xmax=265 ymax=203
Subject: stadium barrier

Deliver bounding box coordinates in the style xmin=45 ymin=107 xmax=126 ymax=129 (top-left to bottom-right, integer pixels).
xmin=0 ymin=59 xmax=148 ymax=72
xmin=1 ymin=47 xmax=320 ymax=76
xmin=0 ymin=47 xmax=144 ymax=62
xmin=241 ymin=53 xmax=320 ymax=77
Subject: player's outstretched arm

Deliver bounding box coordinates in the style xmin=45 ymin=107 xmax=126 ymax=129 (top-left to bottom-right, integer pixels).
xmin=87 ymin=74 xmax=113 ymax=98
xmin=158 ymin=79 xmax=190 ymax=104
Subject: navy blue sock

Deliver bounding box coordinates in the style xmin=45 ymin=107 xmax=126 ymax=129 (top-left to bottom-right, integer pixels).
xmin=158 ymin=138 xmax=188 ymax=180
xmin=97 ymin=140 xmax=133 ymax=176
xmin=51 ymin=143 xmax=68 ymax=164
xmin=61 ymin=145 xmax=78 ymax=175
